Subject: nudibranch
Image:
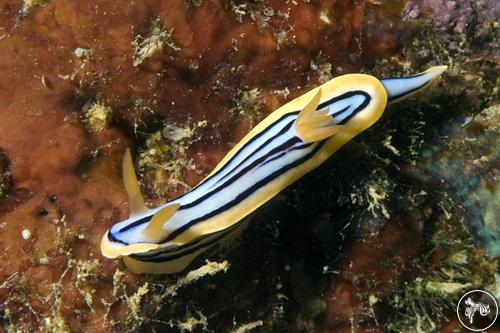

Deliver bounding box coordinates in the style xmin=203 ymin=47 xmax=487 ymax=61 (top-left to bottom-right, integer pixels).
xmin=101 ymin=66 xmax=447 ymax=274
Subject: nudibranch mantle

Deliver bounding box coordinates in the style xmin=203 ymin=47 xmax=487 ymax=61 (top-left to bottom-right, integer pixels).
xmin=101 ymin=66 xmax=447 ymax=274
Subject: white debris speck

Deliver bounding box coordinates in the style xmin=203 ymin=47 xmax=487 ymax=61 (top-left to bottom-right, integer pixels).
xmin=229 ymin=320 xmax=264 ymax=333
xmin=38 ymin=257 xmax=50 ymax=265
xmin=162 ymin=124 xmax=194 ymax=142
xmin=81 ymin=100 xmax=112 ymax=132
xmin=368 ymin=294 xmax=379 ymax=306
xmin=383 ymin=135 xmax=400 ymax=156
xmin=21 ymin=229 xmax=31 ymax=240
xmin=319 ymin=11 xmax=331 ymax=24
xmin=132 ymin=17 xmax=179 ymax=67
xmin=22 ymin=0 xmax=49 ymax=14
xmin=367 ymin=183 xmax=391 ymax=219
xmin=425 ymin=281 xmax=470 ymax=294
xmin=73 ymin=47 xmax=93 ymax=59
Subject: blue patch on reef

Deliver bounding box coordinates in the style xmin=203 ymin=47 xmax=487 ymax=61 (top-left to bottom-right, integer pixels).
xmin=425 ymin=117 xmax=500 ymax=257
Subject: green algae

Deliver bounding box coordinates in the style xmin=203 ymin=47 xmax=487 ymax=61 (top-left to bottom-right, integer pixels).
xmin=230 ymin=87 xmax=264 ymax=126
xmin=385 ymin=220 xmax=496 ymax=333
xmin=136 ymin=118 xmax=208 ymax=198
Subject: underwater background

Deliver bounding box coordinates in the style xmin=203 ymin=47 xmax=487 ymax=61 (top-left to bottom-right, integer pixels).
xmin=0 ymin=0 xmax=498 ymax=332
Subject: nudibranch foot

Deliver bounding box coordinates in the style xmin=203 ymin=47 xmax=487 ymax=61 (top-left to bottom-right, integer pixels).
xmin=122 ymin=247 xmax=206 ymax=274
xmin=101 ymin=66 xmax=447 ymax=274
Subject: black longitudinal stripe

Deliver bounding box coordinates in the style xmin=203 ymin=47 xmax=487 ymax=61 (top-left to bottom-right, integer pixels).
xmin=114 ymin=115 xmax=297 ymax=236
xmin=180 ymin=136 xmax=302 ymax=211
xmin=316 ymin=91 xmax=370 ymax=126
xmin=382 ymin=72 xmax=426 ymax=102
xmin=162 ymin=140 xmax=325 ymax=243
xmin=338 ymin=92 xmax=370 ymax=125
xmin=130 ymin=223 xmax=240 ymax=262
xmin=133 ymin=222 xmax=239 ymax=259
xmin=115 ymin=214 xmax=153 ymax=239
xmin=318 ymin=90 xmax=368 ymax=110
xmin=108 ymin=230 xmax=128 ymax=244
xmin=191 ymin=112 xmax=300 ymax=189
xmin=387 ymin=83 xmax=426 ymax=102
xmin=116 ymin=141 xmax=311 ymax=243
xmin=131 ymin=234 xmax=222 ymax=262
xmin=259 ymin=152 xmax=287 ymax=168
xmin=259 ymin=142 xmax=314 ymax=168
xmin=209 ymin=118 xmax=296 ymax=189
xmin=114 ymin=119 xmax=297 ymax=236
xmin=111 ymin=90 xmax=368 ymax=242
xmin=331 ymin=105 xmax=350 ymax=117
xmin=186 ymin=91 xmax=369 ymax=195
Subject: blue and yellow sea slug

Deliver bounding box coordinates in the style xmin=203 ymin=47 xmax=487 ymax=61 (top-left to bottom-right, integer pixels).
xmin=101 ymin=66 xmax=447 ymax=274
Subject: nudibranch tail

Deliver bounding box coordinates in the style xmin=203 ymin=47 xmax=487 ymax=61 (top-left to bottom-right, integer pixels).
xmin=381 ymin=65 xmax=448 ymax=104
xmin=101 ymin=66 xmax=446 ymax=275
